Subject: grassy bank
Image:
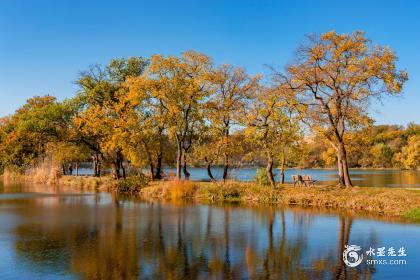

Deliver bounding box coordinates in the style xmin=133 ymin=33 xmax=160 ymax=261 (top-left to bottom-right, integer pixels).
xmin=140 ymin=181 xmax=420 ymax=221
xmin=3 ymin=172 xmax=420 ymax=222
xmin=58 ymin=175 xmax=113 ymax=190
xmin=403 ymin=208 xmax=420 ymax=222
xmin=1 ymin=169 xmax=114 ymax=191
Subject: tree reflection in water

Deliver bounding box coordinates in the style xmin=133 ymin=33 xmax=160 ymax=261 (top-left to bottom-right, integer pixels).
xmin=12 ymin=196 xmax=378 ymax=279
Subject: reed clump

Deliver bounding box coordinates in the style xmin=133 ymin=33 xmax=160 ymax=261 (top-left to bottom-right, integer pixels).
xmin=2 ymin=167 xmax=25 ymax=183
xmin=1 ymin=163 xmax=61 ymax=185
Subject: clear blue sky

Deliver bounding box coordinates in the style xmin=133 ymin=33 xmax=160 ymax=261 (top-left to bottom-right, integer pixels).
xmin=0 ymin=0 xmax=419 ymax=125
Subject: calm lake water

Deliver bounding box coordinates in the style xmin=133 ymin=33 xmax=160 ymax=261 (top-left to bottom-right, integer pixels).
xmin=1 ymin=182 xmax=420 ymax=279
xmin=77 ymin=167 xmax=420 ymax=188
xmin=167 ymin=168 xmax=420 ymax=188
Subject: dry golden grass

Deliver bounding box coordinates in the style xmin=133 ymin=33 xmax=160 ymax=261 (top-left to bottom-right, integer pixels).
xmin=3 ymin=172 xmax=419 ymax=221
xmin=58 ymin=175 xmax=113 ymax=190
xmin=1 ymin=168 xmax=112 ymax=191
xmin=2 ymin=168 xmax=24 ymax=183
xmin=140 ymin=181 xmax=420 ymax=219
xmin=2 ymin=163 xmax=62 ymax=185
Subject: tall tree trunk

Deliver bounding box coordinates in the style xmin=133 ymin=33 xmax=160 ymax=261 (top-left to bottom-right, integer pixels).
xmin=154 ymin=131 xmax=164 ymax=180
xmin=222 ymin=130 xmax=230 ymax=182
xmin=183 ymin=151 xmax=190 ymax=180
xmin=111 ymin=161 xmax=120 ymax=180
xmin=337 ymin=142 xmax=353 ymax=187
xmin=204 ymin=157 xmax=215 ymax=181
xmin=280 ymin=148 xmax=286 ymax=184
xmin=280 ymin=167 xmax=285 ymax=184
xmin=149 ymin=162 xmax=155 ymax=181
xmin=75 ymin=161 xmax=79 ymax=176
xmin=116 ymin=151 xmax=124 ymax=179
xmin=92 ymin=152 xmax=101 ymax=177
xmin=97 ymin=160 xmax=101 ymax=177
xmin=144 ymin=146 xmax=155 ymax=181
xmin=154 ymin=151 xmax=163 ymax=180
xmin=62 ymin=164 xmax=66 ymax=175
xmin=143 ymin=140 xmax=155 ymax=180
xmin=111 ymin=162 xmax=117 ymax=179
xmin=176 ymin=139 xmax=182 ymax=180
xmin=337 ymin=154 xmax=344 ymax=186
xmin=92 ymin=156 xmax=97 ymax=176
xmin=120 ymin=160 xmax=126 ymax=180
xmin=112 ymin=151 xmax=123 ymax=180
xmin=266 ymin=151 xmax=275 ymax=188
xmin=222 ymin=153 xmax=229 ymax=182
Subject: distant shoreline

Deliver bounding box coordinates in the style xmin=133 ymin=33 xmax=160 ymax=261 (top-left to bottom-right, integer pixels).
xmin=173 ymin=166 xmax=416 ymax=171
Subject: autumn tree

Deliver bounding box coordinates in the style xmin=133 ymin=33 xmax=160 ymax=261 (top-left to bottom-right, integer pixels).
xmin=146 ymin=51 xmax=212 ymax=180
xmin=280 ymin=31 xmax=408 ymax=187
xmin=206 ymin=64 xmax=260 ymax=181
xmin=395 ymin=135 xmax=420 ymax=169
xmin=46 ymin=142 xmax=90 ymax=175
xmin=191 ymin=127 xmax=221 ymax=181
xmin=74 ymin=57 xmax=148 ymax=178
xmin=0 ymin=95 xmax=77 ymax=172
xmin=396 ymin=123 xmax=420 ymax=169
xmin=245 ymin=87 xmax=301 ymax=187
xmin=124 ymin=73 xmax=171 ymax=180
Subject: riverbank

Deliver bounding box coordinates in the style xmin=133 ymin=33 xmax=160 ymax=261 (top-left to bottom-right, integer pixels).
xmin=1 ymin=171 xmax=113 ymax=191
xmin=138 ymin=181 xmax=420 ymax=220
xmin=2 ymin=174 xmax=420 ymax=222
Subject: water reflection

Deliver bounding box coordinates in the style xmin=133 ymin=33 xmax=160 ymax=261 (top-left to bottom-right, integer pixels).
xmin=0 ymin=186 xmax=419 ymax=279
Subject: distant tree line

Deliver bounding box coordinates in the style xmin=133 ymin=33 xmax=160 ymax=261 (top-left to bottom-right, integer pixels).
xmin=0 ymin=31 xmax=414 ymax=187
xmin=302 ymin=123 xmax=419 ymax=170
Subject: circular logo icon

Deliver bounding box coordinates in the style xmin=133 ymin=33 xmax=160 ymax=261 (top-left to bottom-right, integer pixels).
xmin=343 ymin=245 xmax=364 ymax=267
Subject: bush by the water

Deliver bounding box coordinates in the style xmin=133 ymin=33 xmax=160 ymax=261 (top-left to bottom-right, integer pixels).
xmin=255 ymin=168 xmax=275 ymax=186
xmin=404 ymin=208 xmax=420 ymax=222
xmin=115 ymin=173 xmax=150 ymax=194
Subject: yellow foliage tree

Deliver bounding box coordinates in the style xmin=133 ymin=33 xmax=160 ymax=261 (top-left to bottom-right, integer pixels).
xmin=145 ymin=51 xmax=212 ymax=180
xmin=280 ymin=31 xmax=408 ymax=187
xmin=245 ymin=87 xmax=301 ymax=187
xmin=205 ymin=64 xmax=260 ymax=181
xmin=396 ymin=135 xmax=420 ymax=169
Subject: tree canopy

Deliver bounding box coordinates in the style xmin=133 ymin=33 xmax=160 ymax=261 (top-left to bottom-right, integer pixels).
xmin=0 ymin=31 xmax=415 ymax=186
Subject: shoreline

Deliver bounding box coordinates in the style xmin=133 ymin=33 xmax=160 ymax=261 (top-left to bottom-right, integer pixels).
xmin=53 ymin=176 xmax=420 ymax=222
xmin=159 ymin=166 xmax=418 ymax=171
xmin=139 ymin=181 xmax=420 ymax=220
xmin=2 ymin=174 xmax=420 ymax=222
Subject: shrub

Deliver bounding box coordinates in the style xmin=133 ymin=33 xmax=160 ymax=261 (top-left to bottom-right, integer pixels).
xmin=115 ymin=173 xmax=150 ymax=194
xmin=255 ymin=168 xmax=269 ymax=186
xmin=404 ymin=208 xmax=420 ymax=222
